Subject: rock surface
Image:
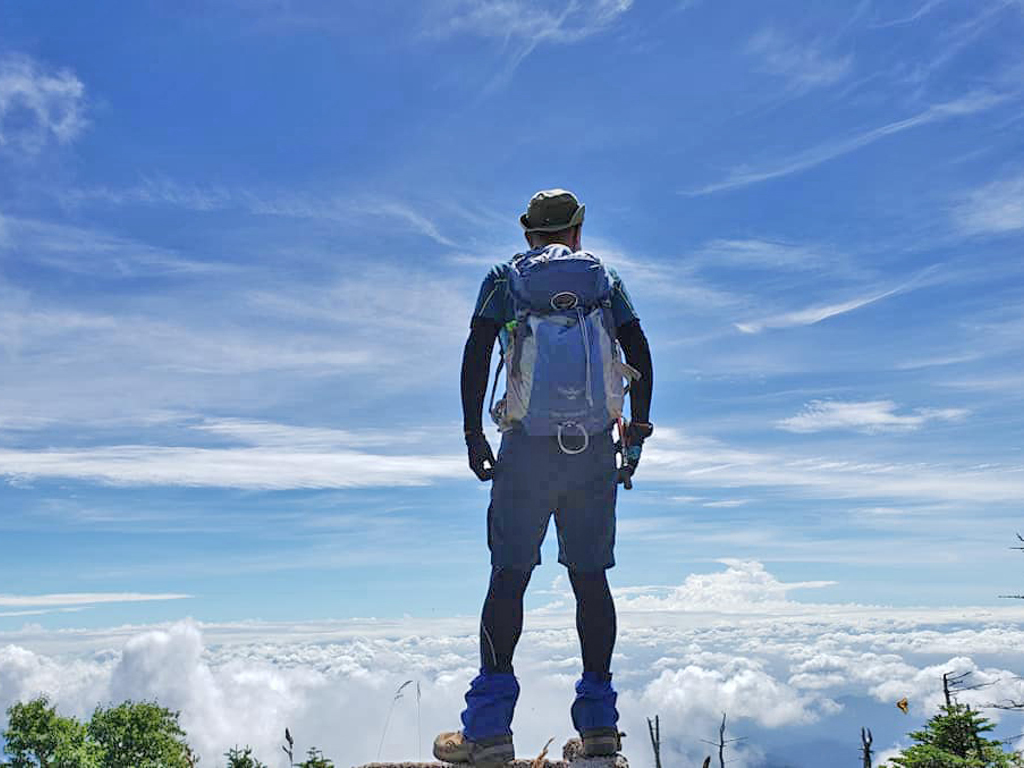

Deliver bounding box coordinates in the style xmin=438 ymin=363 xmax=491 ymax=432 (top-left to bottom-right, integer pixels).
xmin=352 ymin=739 xmax=628 ymax=768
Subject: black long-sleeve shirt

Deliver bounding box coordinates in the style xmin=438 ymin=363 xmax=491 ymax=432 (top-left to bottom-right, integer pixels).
xmin=461 ymin=316 xmax=653 ymax=434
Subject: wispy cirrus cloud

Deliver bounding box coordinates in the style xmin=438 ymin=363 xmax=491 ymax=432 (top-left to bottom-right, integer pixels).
xmin=426 ymin=0 xmax=634 ymax=89
xmin=687 ymin=90 xmax=1010 ymax=195
xmin=746 ymin=28 xmax=853 ymax=93
xmin=0 ymin=216 xmax=234 ymax=276
xmin=0 ymin=593 xmax=190 ymax=608
xmin=776 ymin=399 xmax=969 ymax=434
xmin=869 ymin=0 xmax=950 ymax=28
xmin=63 ymin=179 xmax=460 ymax=247
xmin=586 ymin=238 xmax=747 ymax=311
xmin=431 ymin=0 xmax=633 ymax=44
xmin=693 ymin=238 xmax=865 ymax=278
xmin=734 ymin=285 xmax=902 ymax=333
xmin=900 ymin=0 xmax=1019 ymax=86
xmin=0 ymin=608 xmax=85 ymax=618
xmin=0 ymin=54 xmax=87 ymax=155
xmin=698 ymin=238 xmax=823 ymax=270
xmin=954 ymin=171 xmax=1024 ymax=234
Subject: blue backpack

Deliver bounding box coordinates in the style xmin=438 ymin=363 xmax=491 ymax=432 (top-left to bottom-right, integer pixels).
xmin=489 ymin=245 xmax=639 ymax=453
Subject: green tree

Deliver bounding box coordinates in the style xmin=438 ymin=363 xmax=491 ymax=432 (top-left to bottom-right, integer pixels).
xmin=86 ymin=700 xmax=192 ymax=768
xmin=224 ymin=745 xmax=267 ymax=768
xmin=883 ymin=703 xmax=1024 ymax=767
xmin=2 ymin=696 xmax=101 ymax=768
xmin=296 ymin=747 xmax=334 ymax=768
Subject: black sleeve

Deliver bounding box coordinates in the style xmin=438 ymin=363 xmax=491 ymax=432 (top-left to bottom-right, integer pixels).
xmin=461 ymin=316 xmax=501 ymax=433
xmin=617 ymin=319 xmax=653 ymax=425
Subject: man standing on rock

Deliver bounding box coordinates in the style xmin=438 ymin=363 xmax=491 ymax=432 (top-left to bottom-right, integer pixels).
xmin=434 ymin=190 xmax=654 ymax=767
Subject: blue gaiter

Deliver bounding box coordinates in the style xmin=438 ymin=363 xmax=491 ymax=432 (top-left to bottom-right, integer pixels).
xmin=461 ymin=670 xmax=520 ymax=741
xmin=570 ymin=671 xmax=619 ymax=733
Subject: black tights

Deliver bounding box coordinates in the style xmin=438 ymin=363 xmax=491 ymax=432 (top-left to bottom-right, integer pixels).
xmin=479 ymin=566 xmax=616 ymax=678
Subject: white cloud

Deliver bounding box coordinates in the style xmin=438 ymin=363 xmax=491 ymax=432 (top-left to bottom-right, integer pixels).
xmin=1 ymin=411 xmax=1018 ymax=509
xmin=613 ymin=560 xmax=837 ymax=614
xmin=642 ymin=661 xmax=834 ymax=729
xmin=4 ymin=563 xmax=1024 ymax=766
xmin=955 ymin=172 xmax=1024 ymax=234
xmin=0 ymin=443 xmax=465 ymax=490
xmin=747 ymin=28 xmax=853 ymax=92
xmin=0 ymin=593 xmax=190 ymax=608
xmin=687 ymin=91 xmax=1010 ymax=195
xmin=5 ymin=412 xmax=1016 ymax=506
xmin=640 ymin=427 xmax=1024 ymax=504
xmin=776 ymin=400 xmax=969 ymax=434
xmin=0 ymin=55 xmax=86 ymax=155
xmin=0 ymin=416 xmax=467 ymax=490
xmin=192 ymin=418 xmax=433 ymax=448
xmin=702 ymin=498 xmax=750 ymax=508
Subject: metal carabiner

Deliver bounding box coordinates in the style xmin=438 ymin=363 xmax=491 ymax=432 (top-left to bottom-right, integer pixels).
xmin=556 ymin=422 xmax=589 ymax=455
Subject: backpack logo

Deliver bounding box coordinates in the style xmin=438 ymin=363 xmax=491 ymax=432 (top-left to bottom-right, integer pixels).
xmin=557 ymin=386 xmax=585 ymax=400
xmin=551 ymin=291 xmax=579 ymax=311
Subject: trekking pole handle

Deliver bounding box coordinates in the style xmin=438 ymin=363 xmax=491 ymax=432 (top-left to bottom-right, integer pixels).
xmin=616 ymin=417 xmax=634 ymax=491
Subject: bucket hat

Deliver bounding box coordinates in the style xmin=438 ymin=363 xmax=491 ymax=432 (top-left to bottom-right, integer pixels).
xmin=519 ymin=189 xmax=586 ymax=233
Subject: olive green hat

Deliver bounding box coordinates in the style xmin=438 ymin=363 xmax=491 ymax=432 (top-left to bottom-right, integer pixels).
xmin=519 ymin=189 xmax=586 ymax=233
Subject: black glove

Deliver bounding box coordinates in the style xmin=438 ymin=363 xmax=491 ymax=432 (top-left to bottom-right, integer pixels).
xmin=465 ymin=430 xmax=496 ymax=481
xmin=625 ymin=420 xmax=653 ymax=447
xmin=618 ymin=421 xmax=653 ymax=487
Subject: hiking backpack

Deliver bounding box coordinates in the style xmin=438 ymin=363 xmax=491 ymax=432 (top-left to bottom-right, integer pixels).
xmin=489 ymin=245 xmax=639 ymax=453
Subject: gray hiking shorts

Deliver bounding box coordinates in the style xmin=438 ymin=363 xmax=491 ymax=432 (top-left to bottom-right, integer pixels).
xmin=487 ymin=427 xmax=618 ymax=571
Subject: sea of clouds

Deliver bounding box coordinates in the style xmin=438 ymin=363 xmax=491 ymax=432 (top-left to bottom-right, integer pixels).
xmin=2 ymin=561 xmax=1024 ymax=768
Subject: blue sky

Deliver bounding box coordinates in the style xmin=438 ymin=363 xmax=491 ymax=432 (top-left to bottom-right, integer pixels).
xmin=2 ymin=1 xmax=1024 ymax=765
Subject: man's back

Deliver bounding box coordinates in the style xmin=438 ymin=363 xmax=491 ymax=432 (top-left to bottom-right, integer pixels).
xmin=436 ymin=189 xmax=653 ymax=768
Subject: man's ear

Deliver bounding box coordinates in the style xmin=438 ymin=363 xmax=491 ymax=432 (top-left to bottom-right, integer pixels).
xmin=524 ymin=232 xmax=534 ymax=248
xmin=572 ymin=226 xmax=582 ymax=251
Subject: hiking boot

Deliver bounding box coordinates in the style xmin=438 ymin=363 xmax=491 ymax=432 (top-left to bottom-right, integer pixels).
xmin=433 ymin=730 xmax=514 ymax=767
xmin=580 ymin=727 xmax=622 ymax=757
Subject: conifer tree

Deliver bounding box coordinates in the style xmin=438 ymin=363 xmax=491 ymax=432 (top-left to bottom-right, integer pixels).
xmin=224 ymin=745 xmax=267 ymax=768
xmin=296 ymin=747 xmax=334 ymax=768
xmin=883 ymin=702 xmax=1024 ymax=767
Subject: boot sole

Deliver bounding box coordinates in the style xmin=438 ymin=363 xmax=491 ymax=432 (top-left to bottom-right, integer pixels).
xmin=582 ymin=729 xmax=621 ymax=757
xmin=471 ymin=740 xmax=515 ymax=767
xmin=433 ymin=738 xmax=514 ymax=767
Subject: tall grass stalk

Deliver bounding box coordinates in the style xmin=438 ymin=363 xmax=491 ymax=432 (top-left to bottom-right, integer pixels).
xmin=377 ymin=680 xmax=414 ymax=761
